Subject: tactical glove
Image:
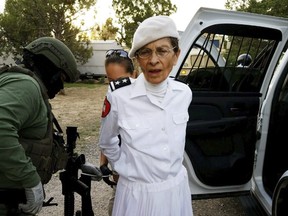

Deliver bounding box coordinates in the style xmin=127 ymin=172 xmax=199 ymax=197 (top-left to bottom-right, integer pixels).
xmin=81 ymin=162 xmax=103 ymax=181
xmin=18 ymin=181 xmax=44 ymax=215
xmin=100 ymin=164 xmax=117 ymax=187
xmin=100 ymin=164 xmax=112 ymax=176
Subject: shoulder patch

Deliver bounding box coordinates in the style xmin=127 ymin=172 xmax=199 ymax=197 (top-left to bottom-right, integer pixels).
xmin=101 ymin=97 xmax=111 ymax=118
xmin=109 ymin=77 xmax=131 ymax=92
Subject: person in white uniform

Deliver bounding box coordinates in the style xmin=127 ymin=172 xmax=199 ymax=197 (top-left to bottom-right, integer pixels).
xmin=100 ymin=49 xmax=137 ymax=216
xmin=98 ymin=15 xmax=193 ymax=216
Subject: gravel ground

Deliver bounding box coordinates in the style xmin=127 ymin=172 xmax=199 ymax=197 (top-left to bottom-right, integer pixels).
xmin=38 ymin=83 xmax=248 ymax=216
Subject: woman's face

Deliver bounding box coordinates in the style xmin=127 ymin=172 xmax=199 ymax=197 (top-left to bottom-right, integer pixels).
xmin=136 ymin=38 xmax=180 ymax=84
xmin=105 ymin=63 xmax=131 ymax=82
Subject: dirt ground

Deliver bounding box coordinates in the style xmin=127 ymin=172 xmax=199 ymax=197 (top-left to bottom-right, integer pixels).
xmin=38 ymin=83 xmax=248 ymax=216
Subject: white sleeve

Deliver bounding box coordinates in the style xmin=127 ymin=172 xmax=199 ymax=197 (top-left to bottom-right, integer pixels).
xmin=98 ymin=92 xmax=120 ymax=167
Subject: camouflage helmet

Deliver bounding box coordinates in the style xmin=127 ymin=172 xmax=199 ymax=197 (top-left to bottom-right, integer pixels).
xmin=24 ymin=37 xmax=79 ymax=82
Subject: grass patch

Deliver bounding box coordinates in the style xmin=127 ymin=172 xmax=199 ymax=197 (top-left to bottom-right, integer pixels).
xmin=64 ymin=82 xmax=105 ymax=89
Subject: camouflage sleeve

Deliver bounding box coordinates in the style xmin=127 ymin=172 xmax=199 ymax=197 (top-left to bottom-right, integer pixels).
xmin=0 ymin=75 xmax=42 ymax=188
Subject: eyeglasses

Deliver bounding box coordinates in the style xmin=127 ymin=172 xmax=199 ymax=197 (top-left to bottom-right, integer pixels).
xmin=136 ymin=46 xmax=176 ymax=59
xmin=106 ymin=49 xmax=129 ymax=59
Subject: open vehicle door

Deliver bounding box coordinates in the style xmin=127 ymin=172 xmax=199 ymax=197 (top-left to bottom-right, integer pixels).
xmin=169 ymin=7 xmax=288 ymax=205
xmin=253 ymin=44 xmax=288 ymax=215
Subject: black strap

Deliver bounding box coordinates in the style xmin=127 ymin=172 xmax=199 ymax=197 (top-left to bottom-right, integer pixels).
xmin=52 ymin=113 xmax=63 ymax=134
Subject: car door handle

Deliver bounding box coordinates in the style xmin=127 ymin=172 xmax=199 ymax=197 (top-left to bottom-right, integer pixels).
xmin=230 ymin=107 xmax=244 ymax=112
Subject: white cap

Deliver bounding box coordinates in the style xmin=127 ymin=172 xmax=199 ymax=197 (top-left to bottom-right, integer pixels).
xmin=129 ymin=16 xmax=179 ymax=58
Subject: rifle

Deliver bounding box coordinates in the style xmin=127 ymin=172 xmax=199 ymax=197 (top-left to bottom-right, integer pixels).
xmin=59 ymin=126 xmax=102 ymax=216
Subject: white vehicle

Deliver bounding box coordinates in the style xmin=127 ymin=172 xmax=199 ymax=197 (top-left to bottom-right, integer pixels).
xmin=170 ymin=7 xmax=288 ymax=216
xmin=77 ymin=40 xmax=122 ymax=80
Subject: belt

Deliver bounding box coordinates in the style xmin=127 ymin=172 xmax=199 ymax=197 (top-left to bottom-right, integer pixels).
xmin=0 ymin=189 xmax=26 ymax=204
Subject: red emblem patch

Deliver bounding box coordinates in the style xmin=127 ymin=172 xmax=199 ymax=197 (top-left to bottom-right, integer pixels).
xmin=101 ymin=97 xmax=111 ymax=118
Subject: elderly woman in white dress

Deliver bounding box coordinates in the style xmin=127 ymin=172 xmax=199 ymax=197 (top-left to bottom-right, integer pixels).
xmin=98 ymin=15 xmax=193 ymax=216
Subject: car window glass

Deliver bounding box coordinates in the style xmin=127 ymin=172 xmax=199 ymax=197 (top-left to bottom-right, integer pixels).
xmin=178 ymin=24 xmax=281 ymax=93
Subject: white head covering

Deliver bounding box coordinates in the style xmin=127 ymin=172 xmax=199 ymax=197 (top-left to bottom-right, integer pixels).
xmin=129 ymin=16 xmax=179 ymax=58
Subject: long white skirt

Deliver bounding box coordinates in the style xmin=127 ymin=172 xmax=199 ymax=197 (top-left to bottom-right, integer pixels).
xmin=112 ymin=168 xmax=193 ymax=216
